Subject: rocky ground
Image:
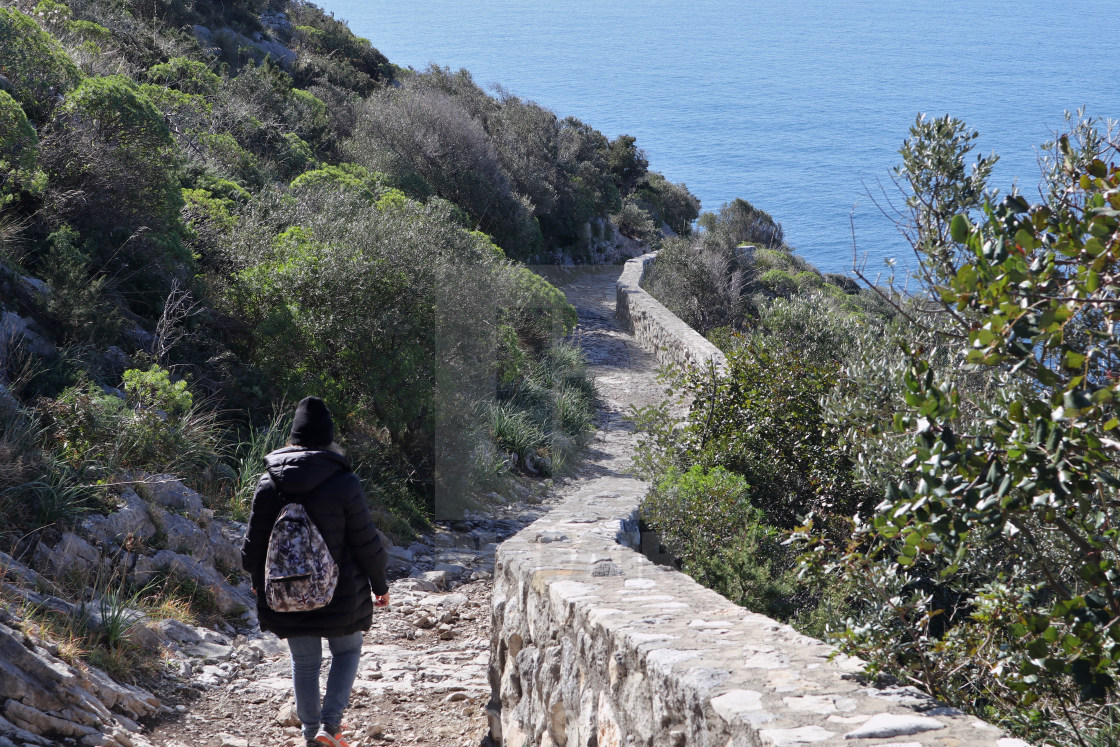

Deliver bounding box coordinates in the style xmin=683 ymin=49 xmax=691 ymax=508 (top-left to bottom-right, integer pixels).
xmin=144 ymin=511 xmax=548 ymax=747
xmin=137 ymin=265 xmax=668 ymax=747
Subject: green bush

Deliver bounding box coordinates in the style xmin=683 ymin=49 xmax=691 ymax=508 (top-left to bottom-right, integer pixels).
xmin=288 ymin=2 xmax=391 ymax=86
xmin=506 ymin=265 xmax=578 ymax=353
xmin=145 ymin=57 xmax=221 ymax=96
xmin=612 ymin=193 xmax=660 ymax=245
xmin=289 ymin=162 xmax=384 ymax=197
xmin=38 ymin=226 xmax=121 ymax=345
xmin=642 ymin=465 xmax=799 ymax=619
xmin=803 ymin=119 xmax=1120 ymax=744
xmin=48 ymin=75 xmax=182 ymax=235
xmin=0 ymin=90 xmax=47 ymax=205
xmin=759 ymin=268 xmax=797 ymax=296
xmin=645 ymin=172 xmax=701 ymax=235
xmin=122 ymin=365 xmax=192 ymax=415
xmin=0 ymin=7 xmax=82 ymax=121
xmin=42 ymin=370 xmax=218 ymax=476
xmin=698 ymin=198 xmax=784 ymax=250
xmin=643 ymin=464 xmax=754 ymax=557
xmin=643 ymin=236 xmax=751 ymax=335
xmin=226 ymin=187 xmax=509 ymax=476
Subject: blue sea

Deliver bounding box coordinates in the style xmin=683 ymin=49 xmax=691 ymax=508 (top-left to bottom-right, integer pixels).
xmin=318 ymin=0 xmax=1120 ymax=275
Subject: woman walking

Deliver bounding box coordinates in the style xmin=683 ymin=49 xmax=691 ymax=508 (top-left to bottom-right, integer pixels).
xmin=242 ymin=396 xmax=390 ymax=747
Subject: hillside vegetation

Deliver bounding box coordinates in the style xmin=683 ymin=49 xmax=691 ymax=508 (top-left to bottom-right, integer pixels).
xmin=0 ymin=0 xmax=705 ymax=695
xmin=0 ymin=0 xmax=703 ymax=533
xmin=639 ymin=113 xmax=1120 ymax=745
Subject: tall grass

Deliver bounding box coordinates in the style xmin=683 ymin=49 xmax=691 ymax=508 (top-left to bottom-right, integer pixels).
xmin=231 ymin=409 xmax=292 ymax=521
xmin=482 ymin=340 xmax=598 ymax=483
xmin=0 ymin=406 xmax=97 ymax=535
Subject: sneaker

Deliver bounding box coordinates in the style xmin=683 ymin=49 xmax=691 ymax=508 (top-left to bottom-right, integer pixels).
xmin=314 ymin=726 xmax=350 ymax=747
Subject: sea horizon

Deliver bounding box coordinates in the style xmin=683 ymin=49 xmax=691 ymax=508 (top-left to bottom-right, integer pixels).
xmin=317 ymin=0 xmax=1120 ymax=275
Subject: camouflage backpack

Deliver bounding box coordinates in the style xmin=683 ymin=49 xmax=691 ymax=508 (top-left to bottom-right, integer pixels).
xmin=264 ymin=502 xmax=339 ymax=612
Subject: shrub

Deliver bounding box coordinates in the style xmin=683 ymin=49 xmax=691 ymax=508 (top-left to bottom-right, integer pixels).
xmin=288 ymin=1 xmax=391 ymax=85
xmin=643 ymin=236 xmax=750 ymax=334
xmin=759 ymin=268 xmax=797 ymax=296
xmin=289 ymin=162 xmax=384 ymax=197
xmin=643 ymin=464 xmax=754 ymax=557
xmin=39 ymin=225 xmax=121 ymax=345
xmin=607 ymin=134 xmax=648 ymax=193
xmin=699 ymin=198 xmax=784 ymax=250
xmin=145 ymin=57 xmax=221 ymax=96
xmin=645 ymin=172 xmax=701 ymax=235
xmin=801 ymin=114 xmax=1120 ymax=744
xmin=348 ymin=84 xmax=542 ymax=258
xmin=612 ymin=193 xmax=660 ymax=245
xmin=46 ymin=75 xmax=182 ymax=235
xmin=642 ymin=465 xmax=799 ymax=619
xmin=507 ymin=265 xmax=578 ymax=353
xmin=41 ymin=370 xmax=219 ymax=476
xmin=122 ymin=364 xmax=192 ymax=415
xmin=0 ymin=90 xmax=47 ymax=205
xmin=226 ymin=187 xmax=510 ymax=480
xmin=0 ymin=7 xmax=82 ymax=121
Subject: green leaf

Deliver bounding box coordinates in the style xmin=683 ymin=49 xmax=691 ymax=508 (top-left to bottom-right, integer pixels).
xmin=950 ymin=214 xmax=970 ymax=243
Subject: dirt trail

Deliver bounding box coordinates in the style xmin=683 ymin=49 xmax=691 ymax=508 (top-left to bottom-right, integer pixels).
xmin=145 ymin=264 xmax=665 ymax=747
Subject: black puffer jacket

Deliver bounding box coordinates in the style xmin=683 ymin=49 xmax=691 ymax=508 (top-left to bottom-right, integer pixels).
xmin=241 ymin=447 xmax=388 ymax=639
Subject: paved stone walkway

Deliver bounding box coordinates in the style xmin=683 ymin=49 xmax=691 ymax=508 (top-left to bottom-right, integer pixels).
xmin=144 ymin=264 xmax=667 ymax=747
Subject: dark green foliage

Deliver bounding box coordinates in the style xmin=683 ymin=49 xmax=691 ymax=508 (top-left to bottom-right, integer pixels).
xmin=893 ymin=113 xmax=997 ymax=275
xmin=348 ymin=80 xmax=542 ymax=258
xmin=0 ymin=7 xmax=82 ymax=121
xmin=643 ymin=236 xmax=750 ymax=334
xmin=39 ymin=367 xmax=219 ymax=475
xmin=0 ymin=90 xmax=47 ymax=205
xmin=47 ymin=75 xmax=182 ymax=235
xmin=114 ymin=0 xmax=264 ymax=33
xmin=612 ymin=193 xmax=660 ymax=245
xmin=644 ymin=172 xmax=701 ymax=236
xmin=804 ymin=120 xmax=1120 ymax=743
xmin=225 ymin=186 xmax=505 ymax=477
xmin=0 ymin=0 xmax=624 ymax=554
xmin=145 ymin=57 xmax=221 ymax=95
xmin=288 ymin=0 xmax=391 ymax=93
xmin=642 ymin=465 xmax=798 ymax=619
xmin=607 ymin=134 xmax=647 ymax=193
xmin=39 ymin=226 xmax=121 ymax=345
xmin=670 ymin=344 xmax=870 ymax=525
xmin=699 ymin=198 xmax=784 ymax=250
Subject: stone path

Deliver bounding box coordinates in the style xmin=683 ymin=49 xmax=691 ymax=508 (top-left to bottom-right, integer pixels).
xmin=144 ymin=264 xmax=667 ymax=747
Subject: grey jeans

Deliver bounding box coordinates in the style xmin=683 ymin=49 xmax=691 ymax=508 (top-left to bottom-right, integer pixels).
xmin=287 ymin=631 xmax=363 ymax=739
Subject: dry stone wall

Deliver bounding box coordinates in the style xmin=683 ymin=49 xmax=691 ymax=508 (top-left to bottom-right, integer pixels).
xmin=615 ymin=253 xmax=726 ymax=373
xmin=487 ymin=256 xmax=1024 ymax=747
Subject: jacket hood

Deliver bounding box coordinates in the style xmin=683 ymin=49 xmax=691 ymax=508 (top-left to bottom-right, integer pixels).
xmin=264 ymin=446 xmax=351 ymax=494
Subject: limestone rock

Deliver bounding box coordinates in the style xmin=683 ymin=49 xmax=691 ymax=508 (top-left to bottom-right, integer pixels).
xmin=80 ymin=489 xmax=157 ymax=550
xmin=32 ymin=532 xmax=104 ymax=578
xmin=133 ymin=550 xmax=251 ymax=615
xmin=141 ymin=477 xmax=206 ymax=516
xmin=843 ymin=712 xmax=947 ymax=739
xmin=0 ymin=622 xmax=160 ymax=745
xmin=148 ymin=505 xmax=214 ymax=565
xmin=0 ymin=312 xmax=56 ymax=362
xmin=275 ymin=702 xmax=300 ymax=727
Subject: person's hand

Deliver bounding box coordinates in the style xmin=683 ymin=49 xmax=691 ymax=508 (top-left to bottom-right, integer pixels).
xmin=375 ymin=593 xmax=390 ymax=607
